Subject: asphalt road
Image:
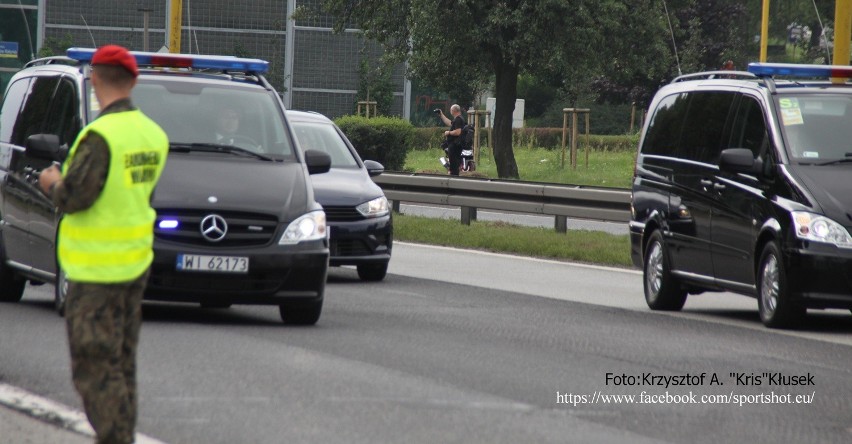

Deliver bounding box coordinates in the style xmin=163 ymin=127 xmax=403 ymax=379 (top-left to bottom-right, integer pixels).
xmin=1 ymin=242 xmax=851 ymax=443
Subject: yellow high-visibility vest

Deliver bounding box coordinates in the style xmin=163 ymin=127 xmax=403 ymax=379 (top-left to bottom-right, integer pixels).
xmin=58 ymin=109 xmax=168 ymax=283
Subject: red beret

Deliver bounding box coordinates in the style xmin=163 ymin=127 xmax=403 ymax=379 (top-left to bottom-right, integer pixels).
xmin=91 ymin=45 xmax=138 ymax=78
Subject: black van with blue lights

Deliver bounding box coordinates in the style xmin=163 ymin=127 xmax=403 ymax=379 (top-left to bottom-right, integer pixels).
xmin=0 ymin=48 xmax=332 ymax=324
xmin=631 ymin=62 xmax=852 ymax=329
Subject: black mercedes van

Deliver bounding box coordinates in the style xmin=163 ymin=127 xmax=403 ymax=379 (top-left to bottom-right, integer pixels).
xmin=630 ymin=63 xmax=852 ymax=329
xmin=0 ymin=49 xmax=331 ymax=324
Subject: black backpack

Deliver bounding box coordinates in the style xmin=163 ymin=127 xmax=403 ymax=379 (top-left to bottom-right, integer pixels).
xmin=460 ymin=124 xmax=474 ymax=150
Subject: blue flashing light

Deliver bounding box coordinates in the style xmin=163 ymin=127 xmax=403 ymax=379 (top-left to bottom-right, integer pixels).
xmin=158 ymin=219 xmax=179 ymax=230
xmin=748 ymin=62 xmax=852 ymax=79
xmin=66 ymin=47 xmax=269 ymax=73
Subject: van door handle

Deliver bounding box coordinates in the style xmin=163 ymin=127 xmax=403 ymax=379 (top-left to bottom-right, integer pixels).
xmin=700 ymin=179 xmax=713 ymax=187
xmin=713 ymin=183 xmax=726 ymax=191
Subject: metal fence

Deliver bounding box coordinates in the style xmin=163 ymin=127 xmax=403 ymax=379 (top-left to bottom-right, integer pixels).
xmin=373 ymin=173 xmax=631 ymax=232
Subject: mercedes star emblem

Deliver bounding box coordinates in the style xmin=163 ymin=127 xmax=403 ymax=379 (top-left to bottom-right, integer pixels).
xmin=200 ymin=214 xmax=228 ymax=242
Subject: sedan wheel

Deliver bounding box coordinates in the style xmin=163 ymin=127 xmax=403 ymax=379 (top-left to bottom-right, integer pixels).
xmin=357 ymin=263 xmax=388 ymax=282
xmin=279 ymin=299 xmax=323 ymax=325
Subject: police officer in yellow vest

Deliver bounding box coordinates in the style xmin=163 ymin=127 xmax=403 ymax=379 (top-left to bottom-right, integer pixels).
xmin=39 ymin=44 xmax=167 ymax=444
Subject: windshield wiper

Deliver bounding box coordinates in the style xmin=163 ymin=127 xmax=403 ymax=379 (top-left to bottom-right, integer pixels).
xmin=816 ymin=153 xmax=852 ymax=166
xmin=169 ymin=143 xmax=274 ymax=161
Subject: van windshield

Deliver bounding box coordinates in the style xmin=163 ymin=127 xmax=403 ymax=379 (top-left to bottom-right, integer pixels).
xmin=775 ymin=94 xmax=852 ymax=164
xmin=86 ymin=77 xmax=295 ymax=160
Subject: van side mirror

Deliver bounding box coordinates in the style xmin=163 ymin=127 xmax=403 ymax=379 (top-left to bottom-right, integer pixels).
xmin=719 ymin=148 xmax=763 ymax=175
xmin=304 ymin=149 xmax=331 ymax=175
xmin=25 ymin=134 xmax=63 ymax=161
xmin=363 ymin=160 xmax=384 ymax=177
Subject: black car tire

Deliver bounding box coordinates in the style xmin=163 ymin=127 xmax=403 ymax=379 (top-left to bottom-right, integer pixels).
xmin=0 ymin=259 xmax=25 ymax=303
xmin=357 ymin=263 xmax=388 ymax=282
xmin=55 ymin=267 xmax=68 ymax=316
xmin=279 ymin=299 xmax=323 ymax=325
xmin=758 ymin=241 xmax=805 ymax=329
xmin=643 ymin=230 xmax=687 ymax=311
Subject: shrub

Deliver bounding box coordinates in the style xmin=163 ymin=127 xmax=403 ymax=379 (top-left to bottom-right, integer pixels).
xmin=505 ymin=128 xmax=638 ymax=151
xmin=334 ymin=115 xmax=414 ymax=170
xmin=412 ymin=127 xmax=445 ymax=150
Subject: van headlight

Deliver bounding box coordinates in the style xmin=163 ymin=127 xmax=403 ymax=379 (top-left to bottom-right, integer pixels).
xmin=279 ymin=211 xmax=326 ymax=244
xmin=792 ymin=212 xmax=852 ymax=247
xmin=356 ymin=196 xmax=389 ymax=218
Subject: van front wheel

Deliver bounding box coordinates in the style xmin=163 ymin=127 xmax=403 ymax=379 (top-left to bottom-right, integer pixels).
xmin=0 ymin=238 xmax=25 ymax=303
xmin=758 ymin=241 xmax=804 ymax=329
xmin=643 ymin=231 xmax=687 ymax=311
xmin=0 ymin=263 xmax=25 ymax=302
xmin=55 ymin=267 xmax=68 ymax=316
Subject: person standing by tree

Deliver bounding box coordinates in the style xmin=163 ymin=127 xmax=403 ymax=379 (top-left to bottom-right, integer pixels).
xmin=437 ymin=104 xmax=466 ymax=176
xmin=38 ymin=44 xmax=168 ymax=444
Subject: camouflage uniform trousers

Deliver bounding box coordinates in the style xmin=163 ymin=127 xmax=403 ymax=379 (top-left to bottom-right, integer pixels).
xmin=65 ymin=269 xmax=149 ymax=444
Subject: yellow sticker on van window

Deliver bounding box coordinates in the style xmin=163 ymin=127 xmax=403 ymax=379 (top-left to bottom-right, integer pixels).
xmin=781 ymin=108 xmax=804 ymax=125
xmin=779 ymin=98 xmax=804 ymax=126
xmin=779 ymin=98 xmax=799 ymax=109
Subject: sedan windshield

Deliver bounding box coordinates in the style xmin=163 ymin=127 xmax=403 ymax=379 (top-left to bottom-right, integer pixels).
xmin=87 ymin=77 xmax=294 ymax=159
xmin=289 ymin=121 xmax=358 ymax=168
xmin=776 ymin=93 xmax=852 ymax=164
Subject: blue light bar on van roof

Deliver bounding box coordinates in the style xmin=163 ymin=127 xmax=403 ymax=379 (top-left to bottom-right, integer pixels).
xmin=748 ymin=62 xmax=852 ymax=79
xmin=66 ymin=47 xmax=269 ymax=73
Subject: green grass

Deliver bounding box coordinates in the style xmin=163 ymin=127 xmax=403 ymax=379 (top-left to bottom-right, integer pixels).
xmin=393 ymin=213 xmax=632 ymax=268
xmin=397 ymin=144 xmax=635 ymax=265
xmin=403 ymin=146 xmax=636 ymax=188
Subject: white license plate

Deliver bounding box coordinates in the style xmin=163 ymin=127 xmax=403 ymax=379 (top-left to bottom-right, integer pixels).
xmin=176 ymin=254 xmax=249 ymax=273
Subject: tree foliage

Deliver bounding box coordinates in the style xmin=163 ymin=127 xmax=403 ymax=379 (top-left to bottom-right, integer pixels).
xmin=313 ymin=0 xmax=845 ymax=177
xmin=318 ymin=0 xmax=615 ymax=179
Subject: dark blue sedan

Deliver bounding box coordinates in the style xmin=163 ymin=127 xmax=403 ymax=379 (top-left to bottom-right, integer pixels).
xmin=286 ymin=110 xmax=392 ymax=281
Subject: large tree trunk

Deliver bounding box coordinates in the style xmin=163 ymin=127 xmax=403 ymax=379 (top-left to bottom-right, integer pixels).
xmin=492 ymin=61 xmax=520 ymax=179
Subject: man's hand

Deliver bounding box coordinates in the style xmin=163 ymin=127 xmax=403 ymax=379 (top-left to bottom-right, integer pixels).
xmin=38 ymin=164 xmax=62 ymax=195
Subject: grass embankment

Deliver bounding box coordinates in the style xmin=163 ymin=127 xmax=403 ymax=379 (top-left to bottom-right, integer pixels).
xmin=393 ymin=213 xmax=632 ymax=268
xmin=403 ymin=147 xmax=636 ymax=188
xmin=396 ymin=144 xmax=635 ymax=267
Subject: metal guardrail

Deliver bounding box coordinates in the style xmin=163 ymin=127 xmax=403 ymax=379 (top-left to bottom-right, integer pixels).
xmin=373 ymin=172 xmax=631 ymax=232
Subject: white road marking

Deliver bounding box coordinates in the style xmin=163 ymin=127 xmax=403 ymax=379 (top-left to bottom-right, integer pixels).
xmin=392 ymin=242 xmax=852 ymax=347
xmin=0 ymin=383 xmax=167 ymax=444
xmin=395 ymin=241 xmax=642 ymax=275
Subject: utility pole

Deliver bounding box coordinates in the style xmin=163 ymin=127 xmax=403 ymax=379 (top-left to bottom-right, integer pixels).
xmin=168 ymin=0 xmax=183 ymax=53
xmin=834 ymin=0 xmax=852 ymax=67
xmin=761 ymin=1 xmax=851 ymax=67
xmin=760 ymin=0 xmax=769 ymax=62
xmin=138 ymin=7 xmax=152 ymax=52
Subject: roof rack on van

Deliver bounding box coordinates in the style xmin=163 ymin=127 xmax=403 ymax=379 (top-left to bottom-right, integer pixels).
xmin=23 ymin=56 xmax=77 ymax=69
xmin=671 ymin=70 xmax=757 ymax=83
xmin=65 ymin=47 xmax=270 ymax=75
